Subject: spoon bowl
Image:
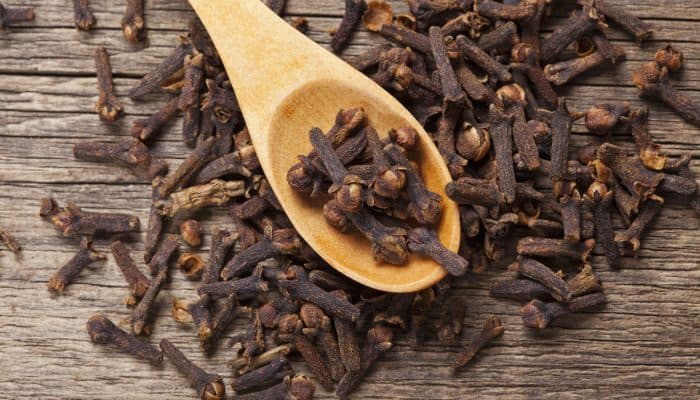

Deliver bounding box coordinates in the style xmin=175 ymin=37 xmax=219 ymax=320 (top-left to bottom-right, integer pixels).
xmin=190 ymin=0 xmax=460 ymax=292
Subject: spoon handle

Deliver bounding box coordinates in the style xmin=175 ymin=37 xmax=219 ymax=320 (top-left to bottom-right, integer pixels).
xmin=189 ymin=0 xmax=341 ymax=134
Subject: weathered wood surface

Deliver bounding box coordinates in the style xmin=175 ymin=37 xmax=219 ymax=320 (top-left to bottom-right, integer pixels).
xmin=0 ymin=0 xmax=698 ymax=399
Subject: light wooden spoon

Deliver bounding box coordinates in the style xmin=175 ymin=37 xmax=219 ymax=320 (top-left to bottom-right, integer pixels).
xmin=189 ymin=0 xmax=460 ymax=292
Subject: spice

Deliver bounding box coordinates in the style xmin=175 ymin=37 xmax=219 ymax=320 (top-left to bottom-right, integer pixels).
xmin=87 ymin=315 xmax=162 ymax=364
xmin=451 ymin=316 xmax=504 ymax=373
xmin=74 ymin=139 xmax=168 ymax=181
xmin=40 ymin=198 xmax=140 ymax=237
xmin=517 ymin=237 xmax=595 ymax=263
xmin=436 ymin=297 xmax=466 ymax=344
xmin=48 ymin=237 xmax=106 ymax=293
xmin=73 ymin=0 xmax=95 ymax=31
xmin=407 ymin=228 xmax=468 ymax=276
xmin=278 ymin=266 xmax=360 ymax=322
xmin=160 ymin=339 xmax=225 ymax=400
xmin=475 ymin=0 xmax=535 ymax=20
xmin=540 ymin=7 xmax=603 ymax=64
xmin=332 ymin=0 xmax=367 ymax=52
xmin=0 ymin=228 xmax=21 ymax=254
xmin=131 ymin=97 xmax=181 ymax=142
xmin=94 ymin=47 xmax=123 ymax=122
xmin=615 ymin=195 xmax=663 ymax=254
xmin=111 ymin=241 xmax=151 ymax=299
xmin=300 ymin=303 xmax=345 ymax=381
xmin=122 ymin=0 xmax=146 ymax=45
xmin=231 ymin=357 xmax=291 ymax=393
xmin=633 ymin=61 xmax=700 ymax=127
xmin=544 ymin=46 xmax=625 ymax=86
xmin=521 ymin=292 xmax=607 ymax=328
xmin=567 ymin=264 xmax=602 ymax=297
xmin=509 ymin=257 xmax=571 ymax=302
xmin=488 ymin=104 xmax=516 ymax=203
xmin=234 ymin=375 xmax=315 ymax=400
xmin=0 ymin=3 xmax=34 ymax=28
xmin=336 ymin=325 xmax=394 ymax=398
xmin=490 ymin=279 xmax=552 ymax=301
xmin=362 ymin=1 xmax=392 ymax=32
xmin=655 ymin=45 xmax=683 ymax=72
xmin=177 ymin=253 xmax=204 ymax=280
xmin=455 ymin=35 xmax=512 ymax=82
xmin=129 ymin=39 xmax=193 ymax=98
xmin=583 ymin=0 xmax=654 ymax=43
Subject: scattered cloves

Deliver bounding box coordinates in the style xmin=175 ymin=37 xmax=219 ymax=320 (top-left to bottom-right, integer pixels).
xmin=509 ymin=256 xmax=571 ymax=302
xmin=122 ymin=0 xmax=146 ymax=45
xmin=112 ymin=241 xmax=151 ymax=299
xmin=40 ymin=198 xmax=140 ymax=237
xmin=332 ymin=0 xmax=367 ymax=53
xmin=521 ymin=292 xmax=607 ymax=328
xmin=74 ymin=139 xmax=168 ymax=181
xmin=408 ymin=227 xmax=468 ymax=276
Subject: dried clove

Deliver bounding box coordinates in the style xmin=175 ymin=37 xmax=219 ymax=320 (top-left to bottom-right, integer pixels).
xmin=345 ymin=207 xmax=410 ymax=265
xmin=129 ymin=39 xmax=193 ymax=98
xmin=332 ymin=0 xmax=367 ymax=52
xmin=145 ymin=179 xmax=165 ymax=264
xmin=583 ymin=102 xmax=631 ymax=135
xmin=308 ymin=127 xmax=365 ymax=212
xmin=509 ymin=257 xmax=571 ymax=302
xmin=160 ymin=339 xmax=225 ymax=400
xmin=455 ymin=35 xmax=512 ymax=82
xmin=277 ymin=313 xmax=334 ymax=390
xmin=336 ymin=324 xmax=394 ymax=398
xmin=300 ymin=303 xmax=345 ymax=381
xmin=379 ymin=23 xmax=431 ymax=54
xmin=231 ymin=357 xmax=291 ymax=393
xmin=180 ymin=219 xmax=203 ymax=248
xmin=198 ymin=266 xmax=269 ymax=300
xmin=0 ymin=3 xmax=34 ymax=28
xmin=488 ymin=104 xmax=516 ymax=203
xmin=193 ymin=150 xmax=254 ymax=185
xmin=451 ymin=316 xmax=504 ymax=374
xmin=74 ymin=139 xmax=168 ymax=181
xmin=159 ymin=136 xmax=216 ymax=197
xmin=454 ymin=58 xmax=495 ymax=104
xmin=550 ymin=98 xmax=572 ymax=184
xmin=87 ymin=315 xmax=162 ymax=364
xmin=365 ymin=127 xmax=406 ymax=201
xmin=122 ymin=0 xmax=146 ymax=45
xmin=131 ymin=97 xmax=181 ymax=142
xmin=583 ymin=0 xmax=654 ymax=43
xmin=362 ymin=1 xmax=392 ymax=32
xmin=112 ymin=241 xmax=151 ymax=299
xmin=655 ymin=45 xmax=683 ymax=72
xmin=408 ymin=227 xmax=468 ymax=276
xmin=94 ymin=47 xmax=123 ymax=122
xmin=540 ymin=7 xmax=603 ymax=64
xmin=475 ymin=0 xmax=536 ymax=21
xmin=597 ymin=143 xmax=663 ymax=199
xmin=385 ymin=144 xmax=443 ymax=225
xmin=40 ymin=198 xmax=140 ymax=237
xmin=490 ymin=279 xmax=552 ymax=301
xmin=73 ymin=0 xmax=95 ymax=31
xmin=615 ymin=195 xmax=663 ymax=254
xmin=0 ymin=228 xmax=21 ymax=254
xmin=278 ymin=266 xmax=360 ymax=322
xmin=560 ymin=191 xmax=582 ymax=242
xmin=48 ymin=237 xmax=106 ymax=293
xmin=330 ymin=290 xmax=362 ymax=374
xmin=544 ymin=46 xmax=625 ymax=86
xmin=477 ymin=20 xmax=518 ymax=54
xmin=521 ymin=292 xmax=607 ymax=328
xmin=157 ymin=179 xmax=245 ymax=218
xmin=234 ymin=375 xmax=315 ymax=400
xmin=633 ymin=61 xmax=700 ymax=127
xmin=567 ymin=264 xmax=602 ymax=297
xmin=517 ymin=237 xmax=595 ymax=263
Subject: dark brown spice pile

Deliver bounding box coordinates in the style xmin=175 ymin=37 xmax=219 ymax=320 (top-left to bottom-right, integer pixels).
xmin=10 ymin=0 xmax=696 ymax=398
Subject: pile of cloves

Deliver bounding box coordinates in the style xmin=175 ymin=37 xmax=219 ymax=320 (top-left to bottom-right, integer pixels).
xmin=287 ymin=111 xmax=468 ymax=275
xmin=29 ymin=0 xmax=699 ymax=399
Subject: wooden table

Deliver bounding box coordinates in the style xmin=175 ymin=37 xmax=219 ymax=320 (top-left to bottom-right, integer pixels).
xmin=1 ymin=1 xmax=698 ymax=398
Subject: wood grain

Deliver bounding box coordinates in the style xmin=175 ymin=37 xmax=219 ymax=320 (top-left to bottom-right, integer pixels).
xmin=0 ymin=0 xmax=698 ymax=399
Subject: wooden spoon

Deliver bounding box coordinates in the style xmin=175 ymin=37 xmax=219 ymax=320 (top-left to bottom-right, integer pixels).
xmin=189 ymin=0 xmax=460 ymax=292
